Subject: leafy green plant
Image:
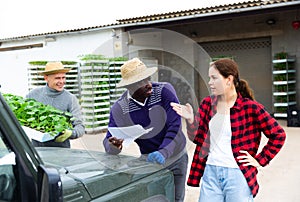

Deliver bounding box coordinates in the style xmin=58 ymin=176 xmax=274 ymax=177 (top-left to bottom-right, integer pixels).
xmin=29 ymin=61 xmax=77 ymax=65
xmin=275 ymin=106 xmax=287 ymax=113
xmin=211 ymin=55 xmax=234 ymax=61
xmin=108 ymin=57 xmax=128 ymax=61
xmin=78 ymin=54 xmax=107 ymax=61
xmin=3 ymin=93 xmax=74 ymax=136
xmin=274 ymin=52 xmax=288 ymax=59
xmin=273 ymin=63 xmax=287 ymax=70
xmin=78 ymin=54 xmax=128 ymax=62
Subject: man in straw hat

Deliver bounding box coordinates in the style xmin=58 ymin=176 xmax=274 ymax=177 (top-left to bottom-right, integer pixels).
xmin=103 ymin=58 xmax=188 ymax=202
xmin=26 ymin=61 xmax=85 ymax=148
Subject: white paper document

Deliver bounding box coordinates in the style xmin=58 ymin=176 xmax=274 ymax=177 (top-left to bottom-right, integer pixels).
xmin=22 ymin=126 xmax=55 ymax=142
xmin=108 ymin=125 xmax=153 ymax=148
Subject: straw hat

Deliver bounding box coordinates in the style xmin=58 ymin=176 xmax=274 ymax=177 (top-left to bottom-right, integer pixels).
xmin=39 ymin=61 xmax=70 ymax=75
xmin=116 ymin=58 xmax=157 ymax=87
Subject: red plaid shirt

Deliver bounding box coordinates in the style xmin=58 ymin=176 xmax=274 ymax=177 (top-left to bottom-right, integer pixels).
xmin=186 ymin=94 xmax=286 ymax=197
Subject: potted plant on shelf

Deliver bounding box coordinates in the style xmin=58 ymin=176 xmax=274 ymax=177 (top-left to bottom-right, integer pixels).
xmin=274 ymin=52 xmax=288 ymax=59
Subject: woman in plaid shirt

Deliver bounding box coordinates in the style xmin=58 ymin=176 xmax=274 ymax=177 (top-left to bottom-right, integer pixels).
xmin=171 ymin=58 xmax=286 ymax=201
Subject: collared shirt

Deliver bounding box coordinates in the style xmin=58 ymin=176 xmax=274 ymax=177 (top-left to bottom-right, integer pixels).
xmin=186 ymin=94 xmax=286 ymax=197
xmin=127 ymin=91 xmax=148 ymax=106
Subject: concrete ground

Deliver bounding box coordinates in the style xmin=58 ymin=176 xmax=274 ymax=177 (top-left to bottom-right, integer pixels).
xmin=71 ymin=120 xmax=300 ymax=202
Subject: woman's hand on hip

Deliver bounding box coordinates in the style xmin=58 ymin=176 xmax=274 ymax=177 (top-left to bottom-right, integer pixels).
xmin=237 ymin=150 xmax=261 ymax=168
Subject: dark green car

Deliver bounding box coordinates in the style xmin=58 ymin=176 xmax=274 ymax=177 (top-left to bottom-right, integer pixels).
xmin=0 ymin=92 xmax=174 ymax=202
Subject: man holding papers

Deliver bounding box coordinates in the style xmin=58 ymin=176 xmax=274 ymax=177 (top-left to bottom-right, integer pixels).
xmin=103 ymin=58 xmax=188 ymax=202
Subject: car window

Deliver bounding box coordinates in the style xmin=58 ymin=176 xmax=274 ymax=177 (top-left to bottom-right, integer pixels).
xmin=0 ymin=132 xmax=17 ymax=201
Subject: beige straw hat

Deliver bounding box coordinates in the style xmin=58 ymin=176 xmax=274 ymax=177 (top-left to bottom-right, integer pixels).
xmin=39 ymin=61 xmax=71 ymax=75
xmin=116 ymin=58 xmax=157 ymax=87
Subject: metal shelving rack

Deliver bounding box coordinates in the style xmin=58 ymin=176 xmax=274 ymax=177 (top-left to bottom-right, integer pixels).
xmin=108 ymin=61 xmax=126 ymax=105
xmin=80 ymin=60 xmax=111 ymax=133
xmin=272 ymin=58 xmax=296 ymax=118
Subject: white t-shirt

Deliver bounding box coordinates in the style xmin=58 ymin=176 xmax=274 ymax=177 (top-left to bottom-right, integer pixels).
xmin=206 ymin=113 xmax=239 ymax=168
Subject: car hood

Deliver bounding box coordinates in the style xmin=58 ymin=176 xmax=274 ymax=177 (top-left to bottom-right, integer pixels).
xmin=36 ymin=147 xmax=164 ymax=200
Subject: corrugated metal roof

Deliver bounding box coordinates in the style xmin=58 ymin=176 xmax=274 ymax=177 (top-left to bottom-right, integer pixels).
xmin=116 ymin=0 xmax=299 ymax=24
xmin=1 ymin=0 xmax=299 ymax=42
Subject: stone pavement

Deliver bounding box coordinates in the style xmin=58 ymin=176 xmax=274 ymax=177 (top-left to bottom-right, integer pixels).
xmin=71 ymin=120 xmax=300 ymax=202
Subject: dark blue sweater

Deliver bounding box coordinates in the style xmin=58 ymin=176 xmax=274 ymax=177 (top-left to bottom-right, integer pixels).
xmin=104 ymin=82 xmax=186 ymax=159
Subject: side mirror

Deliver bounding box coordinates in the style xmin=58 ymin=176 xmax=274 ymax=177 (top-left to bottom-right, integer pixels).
xmin=38 ymin=165 xmax=63 ymax=202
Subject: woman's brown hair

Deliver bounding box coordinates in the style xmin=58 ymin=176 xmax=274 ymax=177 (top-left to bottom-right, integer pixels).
xmin=211 ymin=58 xmax=255 ymax=100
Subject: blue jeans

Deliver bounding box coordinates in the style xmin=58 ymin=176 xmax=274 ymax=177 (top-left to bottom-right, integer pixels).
xmin=199 ymin=164 xmax=253 ymax=202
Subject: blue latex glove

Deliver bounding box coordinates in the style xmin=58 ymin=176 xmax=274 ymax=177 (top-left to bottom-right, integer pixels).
xmin=147 ymin=151 xmax=165 ymax=165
